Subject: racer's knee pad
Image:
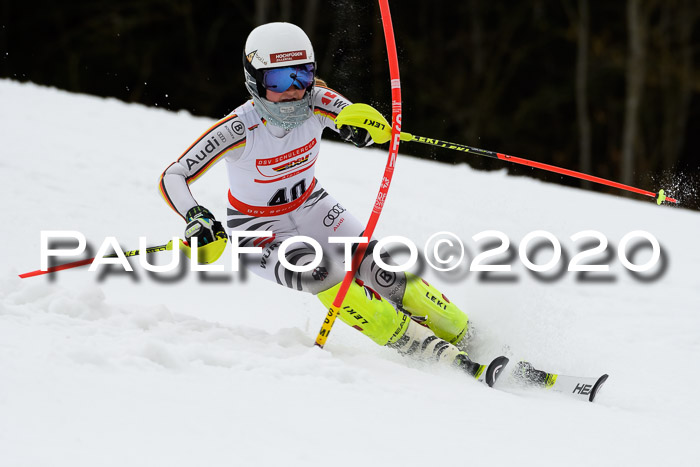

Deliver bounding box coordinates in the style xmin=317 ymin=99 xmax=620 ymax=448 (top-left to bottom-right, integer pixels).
xmin=317 ymin=279 xmax=409 ymax=346
xmin=399 ymin=272 xmax=468 ymax=346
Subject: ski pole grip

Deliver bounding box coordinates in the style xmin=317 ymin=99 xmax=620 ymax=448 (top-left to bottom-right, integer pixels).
xmin=400 ymin=131 xmax=413 ymax=142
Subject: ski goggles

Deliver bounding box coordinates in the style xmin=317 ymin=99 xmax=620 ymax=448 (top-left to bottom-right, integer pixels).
xmin=262 ymin=64 xmax=315 ymax=92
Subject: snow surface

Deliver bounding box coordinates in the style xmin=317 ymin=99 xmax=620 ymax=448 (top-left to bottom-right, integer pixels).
xmin=1 ymin=79 xmax=699 ymax=466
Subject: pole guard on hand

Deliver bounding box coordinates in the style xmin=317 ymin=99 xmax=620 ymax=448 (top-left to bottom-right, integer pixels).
xmin=335 ymin=103 xmax=393 ymax=145
xmin=178 ymin=235 xmax=228 ymax=264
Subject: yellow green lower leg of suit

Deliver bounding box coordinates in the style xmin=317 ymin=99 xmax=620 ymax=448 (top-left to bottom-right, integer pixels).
xmin=399 ymin=272 xmax=469 ymax=346
xmin=317 ymin=278 xmax=480 ymax=375
xmin=316 ymin=279 xmax=410 ymax=346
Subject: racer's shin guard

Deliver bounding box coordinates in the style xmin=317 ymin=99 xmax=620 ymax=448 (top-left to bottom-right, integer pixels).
xmin=399 ymin=272 xmax=469 ymax=346
xmin=316 ymin=279 xmax=409 ymax=346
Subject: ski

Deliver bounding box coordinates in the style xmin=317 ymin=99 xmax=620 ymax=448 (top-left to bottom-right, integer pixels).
xmin=513 ymin=361 xmax=609 ymax=402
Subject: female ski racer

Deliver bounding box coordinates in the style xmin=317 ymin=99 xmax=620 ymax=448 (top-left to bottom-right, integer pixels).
xmin=158 ymin=22 xmax=486 ymax=378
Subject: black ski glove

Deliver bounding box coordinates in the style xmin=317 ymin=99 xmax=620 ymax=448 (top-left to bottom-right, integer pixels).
xmin=338 ymin=125 xmax=372 ymax=148
xmin=184 ymin=206 xmax=226 ymax=246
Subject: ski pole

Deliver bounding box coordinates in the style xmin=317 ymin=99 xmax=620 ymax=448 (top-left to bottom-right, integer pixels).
xmin=314 ymin=0 xmax=402 ymax=348
xmin=18 ymin=241 xmax=175 ymax=278
xmin=400 ymin=132 xmax=677 ymax=205
xmin=334 ymin=105 xmax=677 ymax=205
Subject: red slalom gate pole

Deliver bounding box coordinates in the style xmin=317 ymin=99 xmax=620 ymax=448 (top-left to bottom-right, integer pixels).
xmin=314 ymin=0 xmax=402 ymax=348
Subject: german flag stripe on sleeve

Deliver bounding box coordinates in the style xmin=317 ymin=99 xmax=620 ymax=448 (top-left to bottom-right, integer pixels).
xmin=314 ymin=108 xmax=338 ymax=121
xmin=185 ymin=138 xmax=246 ymax=184
xmin=176 ymin=113 xmax=241 ymax=163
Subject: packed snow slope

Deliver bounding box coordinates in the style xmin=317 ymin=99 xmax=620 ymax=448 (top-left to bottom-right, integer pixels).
xmin=2 ymin=80 xmax=699 ymax=467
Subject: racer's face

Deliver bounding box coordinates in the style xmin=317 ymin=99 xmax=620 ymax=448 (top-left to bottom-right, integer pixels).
xmin=266 ymin=86 xmax=306 ymax=103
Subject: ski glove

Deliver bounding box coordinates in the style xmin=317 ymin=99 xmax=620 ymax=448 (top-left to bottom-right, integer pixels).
xmin=184 ymin=206 xmax=226 ymax=246
xmin=339 ymin=125 xmax=372 ymax=148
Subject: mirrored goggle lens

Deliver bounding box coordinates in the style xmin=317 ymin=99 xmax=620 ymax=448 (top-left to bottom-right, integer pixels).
xmin=262 ymin=64 xmax=315 ymax=91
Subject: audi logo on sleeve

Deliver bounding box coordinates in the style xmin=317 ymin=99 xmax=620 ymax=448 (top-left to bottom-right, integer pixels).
xmin=323 ymin=203 xmax=346 ymax=227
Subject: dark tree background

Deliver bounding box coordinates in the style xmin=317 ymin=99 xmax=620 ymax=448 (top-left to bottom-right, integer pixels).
xmin=2 ymin=0 xmax=699 ymax=208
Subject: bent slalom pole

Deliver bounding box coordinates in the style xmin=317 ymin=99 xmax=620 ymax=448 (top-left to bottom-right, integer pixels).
xmin=18 ymin=236 xmax=227 ymax=279
xmin=335 ymin=105 xmax=678 ymax=205
xmin=314 ymin=0 xmax=402 ymax=348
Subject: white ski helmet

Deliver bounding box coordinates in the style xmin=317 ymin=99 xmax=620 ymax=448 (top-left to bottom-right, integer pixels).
xmin=243 ymin=22 xmax=317 ymax=130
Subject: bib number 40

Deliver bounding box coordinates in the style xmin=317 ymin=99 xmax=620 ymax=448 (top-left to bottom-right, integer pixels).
xmin=268 ymin=180 xmax=307 ymax=206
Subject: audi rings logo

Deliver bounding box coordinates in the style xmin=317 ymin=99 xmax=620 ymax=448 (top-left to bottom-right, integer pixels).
xmin=323 ymin=203 xmax=346 ymax=227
